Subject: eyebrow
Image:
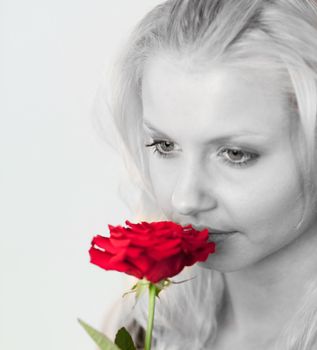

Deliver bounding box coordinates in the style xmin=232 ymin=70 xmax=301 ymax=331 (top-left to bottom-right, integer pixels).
xmin=142 ymin=120 xmax=268 ymax=143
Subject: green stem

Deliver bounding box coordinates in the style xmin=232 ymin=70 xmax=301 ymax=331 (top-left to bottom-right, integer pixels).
xmin=144 ymin=283 xmax=156 ymax=350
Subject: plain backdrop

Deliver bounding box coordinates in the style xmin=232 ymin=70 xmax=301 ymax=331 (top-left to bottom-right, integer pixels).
xmin=0 ymin=1 xmax=162 ymax=349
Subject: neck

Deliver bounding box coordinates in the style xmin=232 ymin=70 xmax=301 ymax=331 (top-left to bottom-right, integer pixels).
xmin=221 ymin=226 xmax=317 ymax=343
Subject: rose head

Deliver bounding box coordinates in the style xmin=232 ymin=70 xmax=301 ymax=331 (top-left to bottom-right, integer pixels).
xmin=89 ymin=220 xmax=215 ymax=283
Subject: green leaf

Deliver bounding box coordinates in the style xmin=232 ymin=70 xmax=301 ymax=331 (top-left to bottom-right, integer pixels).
xmin=114 ymin=327 xmax=136 ymax=350
xmin=153 ymin=279 xmax=171 ymax=297
xmin=135 ymin=280 xmax=149 ymax=299
xmin=78 ymin=318 xmax=121 ymax=350
xmin=122 ymin=279 xmax=150 ymax=301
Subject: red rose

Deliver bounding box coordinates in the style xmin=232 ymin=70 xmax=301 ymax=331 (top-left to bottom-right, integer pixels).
xmin=89 ymin=220 xmax=215 ymax=283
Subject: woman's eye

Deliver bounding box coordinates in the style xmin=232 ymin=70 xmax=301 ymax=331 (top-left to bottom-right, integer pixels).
xmin=145 ymin=140 xmax=176 ymax=158
xmin=218 ymin=148 xmax=258 ymax=167
xmin=145 ymin=141 xmax=258 ymax=166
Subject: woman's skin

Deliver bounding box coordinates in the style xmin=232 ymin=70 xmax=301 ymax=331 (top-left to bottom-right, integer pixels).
xmin=141 ymin=53 xmax=317 ymax=349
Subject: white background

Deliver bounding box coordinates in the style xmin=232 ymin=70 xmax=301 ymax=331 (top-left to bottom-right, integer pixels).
xmin=1 ymin=1 xmax=161 ymax=349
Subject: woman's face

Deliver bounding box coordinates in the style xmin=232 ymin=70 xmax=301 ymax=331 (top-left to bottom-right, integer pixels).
xmin=141 ymin=53 xmax=315 ymax=272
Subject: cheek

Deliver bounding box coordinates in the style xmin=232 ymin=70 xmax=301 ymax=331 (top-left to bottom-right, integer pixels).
xmin=228 ymin=163 xmax=304 ymax=242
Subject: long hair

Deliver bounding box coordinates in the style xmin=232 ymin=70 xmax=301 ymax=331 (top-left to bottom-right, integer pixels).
xmin=95 ymin=0 xmax=317 ymax=348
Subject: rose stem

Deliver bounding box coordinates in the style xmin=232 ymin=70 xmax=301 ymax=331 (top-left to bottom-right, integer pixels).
xmin=145 ymin=283 xmax=156 ymax=350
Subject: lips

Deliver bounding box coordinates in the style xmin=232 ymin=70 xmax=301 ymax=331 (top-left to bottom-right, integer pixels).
xmin=188 ymin=224 xmax=235 ymax=235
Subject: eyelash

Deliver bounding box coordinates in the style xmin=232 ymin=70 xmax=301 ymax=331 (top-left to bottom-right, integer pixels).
xmin=145 ymin=140 xmax=175 ymax=159
xmin=145 ymin=140 xmax=259 ymax=167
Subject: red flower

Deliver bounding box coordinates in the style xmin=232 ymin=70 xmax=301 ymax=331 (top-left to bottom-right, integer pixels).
xmin=89 ymin=220 xmax=215 ymax=283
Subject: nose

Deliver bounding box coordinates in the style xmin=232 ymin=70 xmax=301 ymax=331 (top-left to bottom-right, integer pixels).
xmin=171 ymin=161 xmax=218 ymax=216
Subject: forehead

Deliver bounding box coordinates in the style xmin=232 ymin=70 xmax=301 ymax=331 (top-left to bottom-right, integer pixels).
xmin=141 ymin=53 xmax=290 ymax=143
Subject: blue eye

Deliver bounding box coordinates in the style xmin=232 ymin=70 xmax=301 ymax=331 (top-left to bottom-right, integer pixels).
xmin=145 ymin=140 xmax=176 ymax=158
xmin=218 ymin=147 xmax=258 ymax=167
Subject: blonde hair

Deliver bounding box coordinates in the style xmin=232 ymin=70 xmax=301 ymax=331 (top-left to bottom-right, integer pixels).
xmin=95 ymin=0 xmax=317 ymax=348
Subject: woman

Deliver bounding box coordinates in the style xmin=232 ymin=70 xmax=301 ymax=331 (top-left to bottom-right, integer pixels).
xmin=97 ymin=0 xmax=317 ymax=348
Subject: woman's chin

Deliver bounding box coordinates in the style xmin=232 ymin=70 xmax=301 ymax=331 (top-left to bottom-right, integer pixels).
xmin=198 ymin=253 xmax=248 ymax=273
